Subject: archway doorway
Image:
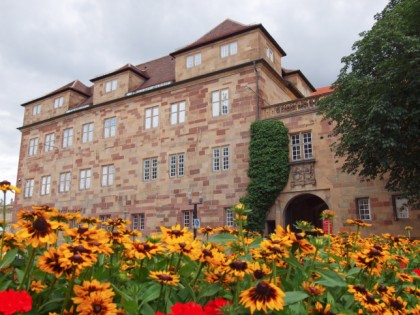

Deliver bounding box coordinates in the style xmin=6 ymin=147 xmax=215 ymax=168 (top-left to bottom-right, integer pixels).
xmin=285 ymin=194 xmax=329 ymax=232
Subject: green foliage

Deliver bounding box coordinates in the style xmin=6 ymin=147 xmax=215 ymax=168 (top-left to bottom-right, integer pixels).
xmin=318 ymin=0 xmax=420 ymax=204
xmin=242 ymin=120 xmax=289 ymax=231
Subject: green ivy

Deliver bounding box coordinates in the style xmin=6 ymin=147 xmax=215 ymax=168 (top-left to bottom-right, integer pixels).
xmin=242 ymin=120 xmax=290 ymax=232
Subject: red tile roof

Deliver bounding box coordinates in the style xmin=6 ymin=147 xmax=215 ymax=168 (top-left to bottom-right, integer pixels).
xmin=312 ymin=86 xmax=334 ymax=95
xmin=132 ymin=55 xmax=175 ymax=91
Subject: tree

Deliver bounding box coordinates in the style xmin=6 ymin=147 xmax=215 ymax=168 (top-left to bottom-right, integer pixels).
xmin=318 ymin=0 xmax=420 ymax=204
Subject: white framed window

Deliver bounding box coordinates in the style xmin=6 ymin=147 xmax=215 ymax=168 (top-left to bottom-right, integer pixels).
xmin=143 ymin=157 xmax=158 ymax=181
xmin=40 ymin=175 xmax=51 ymax=196
xmin=79 ymin=169 xmax=91 ymax=190
xmin=32 ymin=104 xmax=42 ymax=116
xmin=169 ymin=153 xmax=185 ymax=178
xmin=212 ymin=89 xmax=229 ymax=117
xmin=132 ymin=213 xmax=145 ymax=231
xmin=291 ymin=132 xmax=313 ymax=161
xmin=393 ymin=195 xmax=409 ymax=219
xmin=28 ymin=137 xmax=39 ymax=156
xmin=213 ymin=146 xmax=230 ymax=172
xmin=104 ymin=117 xmax=116 ymax=138
xmin=101 ymin=165 xmax=115 ymax=187
xmin=105 ymin=79 xmax=118 ymax=93
xmin=82 ymin=122 xmax=94 ymax=143
xmin=59 ymin=172 xmax=71 ymax=193
xmin=170 ymin=101 xmax=186 ymax=125
xmin=54 ymin=96 xmax=64 ymax=108
xmin=226 ymin=208 xmax=234 ymax=227
xmin=145 ymin=106 xmax=159 ymax=129
xmin=183 ymin=210 xmax=193 ymax=228
xmin=99 ymin=214 xmax=111 ymax=229
xmin=62 ymin=128 xmax=73 ymax=148
xmin=221 ymin=42 xmax=237 ymax=58
xmin=266 ymin=47 xmax=274 ymax=62
xmin=356 ymin=198 xmax=371 ymax=220
xmin=186 ymin=53 xmax=202 ymax=68
xmin=24 ymin=179 xmax=34 ymax=198
xmin=44 ymin=133 xmax=55 ymax=152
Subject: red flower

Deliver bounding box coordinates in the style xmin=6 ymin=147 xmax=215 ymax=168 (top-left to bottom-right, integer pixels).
xmin=0 ymin=289 xmax=32 ymax=315
xmin=171 ymin=302 xmax=205 ymax=315
xmin=204 ymin=298 xmax=230 ymax=315
xmin=412 ymin=269 xmax=420 ymax=277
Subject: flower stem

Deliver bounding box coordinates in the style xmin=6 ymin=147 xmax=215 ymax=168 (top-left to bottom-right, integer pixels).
xmin=18 ymin=246 xmax=36 ymax=290
xmin=61 ymin=267 xmax=77 ymax=315
xmin=191 ymin=262 xmax=204 ymax=289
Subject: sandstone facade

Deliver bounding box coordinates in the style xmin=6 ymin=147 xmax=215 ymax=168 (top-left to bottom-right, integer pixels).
xmin=14 ymin=19 xmax=419 ymax=238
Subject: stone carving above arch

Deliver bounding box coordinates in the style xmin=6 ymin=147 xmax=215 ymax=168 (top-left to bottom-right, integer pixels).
xmin=290 ymin=161 xmax=316 ymax=187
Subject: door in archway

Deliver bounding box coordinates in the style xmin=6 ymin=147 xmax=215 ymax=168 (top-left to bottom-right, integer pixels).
xmin=285 ymin=194 xmax=329 ymax=232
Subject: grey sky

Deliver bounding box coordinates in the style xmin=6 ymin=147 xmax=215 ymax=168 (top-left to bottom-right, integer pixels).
xmin=0 ymin=0 xmax=388 ymax=201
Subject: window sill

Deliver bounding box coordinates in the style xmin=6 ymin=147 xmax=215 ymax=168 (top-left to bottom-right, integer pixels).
xmin=289 ymin=158 xmax=315 ymax=165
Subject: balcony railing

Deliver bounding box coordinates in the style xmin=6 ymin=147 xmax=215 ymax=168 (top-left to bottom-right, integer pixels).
xmin=261 ymin=94 xmax=325 ymax=119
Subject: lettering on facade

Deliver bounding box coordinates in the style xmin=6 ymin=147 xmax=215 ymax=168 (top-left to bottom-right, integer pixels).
xmin=263 ymin=95 xmax=321 ymax=118
xmin=290 ymin=161 xmax=316 ymax=187
xmin=60 ymin=207 xmax=86 ymax=214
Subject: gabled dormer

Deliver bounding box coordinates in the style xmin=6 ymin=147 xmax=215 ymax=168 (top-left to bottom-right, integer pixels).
xmin=170 ymin=19 xmax=287 ymax=82
xmin=21 ymin=80 xmax=91 ymax=126
xmin=90 ymin=64 xmax=149 ymax=105
xmin=283 ymin=69 xmax=316 ymax=97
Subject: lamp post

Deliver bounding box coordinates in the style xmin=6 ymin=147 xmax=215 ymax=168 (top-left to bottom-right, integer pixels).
xmin=188 ymin=191 xmax=203 ymax=238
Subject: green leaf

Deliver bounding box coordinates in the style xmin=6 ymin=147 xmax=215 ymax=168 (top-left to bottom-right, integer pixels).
xmin=284 ymin=291 xmax=309 ymax=305
xmin=0 ymin=248 xmax=18 ymax=269
xmin=315 ymin=269 xmax=347 ymax=287
xmin=248 ymin=236 xmax=263 ymax=249
xmin=209 ymin=233 xmax=238 ymax=243
xmin=198 ymin=283 xmax=222 ymax=299
xmin=139 ymin=283 xmax=161 ymax=306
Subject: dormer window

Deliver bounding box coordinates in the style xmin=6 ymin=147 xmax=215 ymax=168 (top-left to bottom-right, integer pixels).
xmin=32 ymin=104 xmax=42 ymax=116
xmin=186 ymin=53 xmax=201 ymax=68
xmin=53 ymin=96 xmax=64 ymax=108
xmin=105 ymin=79 xmax=118 ymax=93
xmin=221 ymin=42 xmax=237 ymax=58
xmin=266 ymin=47 xmax=274 ymax=62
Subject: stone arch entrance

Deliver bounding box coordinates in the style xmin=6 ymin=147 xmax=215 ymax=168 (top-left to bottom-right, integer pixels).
xmin=285 ymin=194 xmax=329 ymax=232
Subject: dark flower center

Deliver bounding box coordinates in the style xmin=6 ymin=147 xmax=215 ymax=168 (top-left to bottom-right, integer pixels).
xmin=253 ymin=282 xmax=276 ymax=301
xmin=353 ymin=285 xmax=367 ymax=294
xmin=390 ymin=299 xmax=403 ymax=309
xmin=230 ymin=260 xmax=247 ymax=271
xmin=254 ymin=270 xmax=264 ymax=280
xmin=73 ymin=245 xmax=90 ymax=254
xmin=71 ymin=253 xmax=84 ymax=263
xmin=203 ymin=249 xmax=213 ymax=257
xmin=93 ymin=304 xmax=102 ymax=313
xmin=169 ymin=230 xmax=183 ymax=237
xmin=33 ymin=216 xmax=49 ymax=233
xmin=77 ymin=227 xmax=88 ymax=234
xmin=157 ymin=274 xmax=172 ymax=281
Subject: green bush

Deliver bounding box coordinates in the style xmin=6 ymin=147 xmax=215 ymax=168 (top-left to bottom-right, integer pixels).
xmin=242 ymin=120 xmax=290 ymax=232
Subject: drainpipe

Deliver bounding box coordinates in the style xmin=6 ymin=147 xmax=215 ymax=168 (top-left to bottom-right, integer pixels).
xmin=254 ymin=61 xmax=260 ymax=120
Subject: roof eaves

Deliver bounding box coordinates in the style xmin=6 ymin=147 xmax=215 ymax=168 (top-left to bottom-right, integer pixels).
xmin=170 ymin=24 xmax=287 ymax=57
xmin=283 ymin=69 xmax=316 ymax=92
xmin=21 ymin=81 xmax=91 ymax=107
xmin=90 ymin=64 xmax=149 ymax=82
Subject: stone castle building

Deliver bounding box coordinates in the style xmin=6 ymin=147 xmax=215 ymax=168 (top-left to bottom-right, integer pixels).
xmin=15 ymin=19 xmax=419 ymax=237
